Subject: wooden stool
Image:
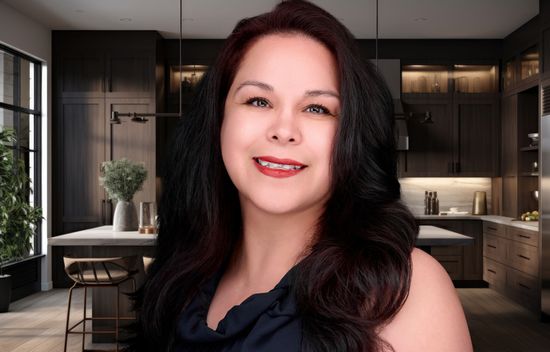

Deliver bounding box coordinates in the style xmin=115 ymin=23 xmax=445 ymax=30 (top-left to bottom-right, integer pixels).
xmin=63 ymin=256 xmax=138 ymax=352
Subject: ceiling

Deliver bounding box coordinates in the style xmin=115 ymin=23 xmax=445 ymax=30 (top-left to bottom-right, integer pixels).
xmin=1 ymin=0 xmax=539 ymax=39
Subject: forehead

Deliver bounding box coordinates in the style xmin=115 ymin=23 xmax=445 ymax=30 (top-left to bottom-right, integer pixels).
xmin=231 ymin=33 xmax=339 ymax=91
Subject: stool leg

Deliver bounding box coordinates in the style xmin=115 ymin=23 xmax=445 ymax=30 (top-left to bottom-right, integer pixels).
xmin=82 ymin=286 xmax=87 ymax=352
xmin=116 ymin=285 xmax=120 ymax=352
xmin=64 ymin=283 xmax=77 ymax=352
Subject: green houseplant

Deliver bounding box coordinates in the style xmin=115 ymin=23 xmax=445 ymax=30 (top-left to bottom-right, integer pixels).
xmin=99 ymin=158 xmax=147 ymax=231
xmin=0 ymin=129 xmax=43 ymax=312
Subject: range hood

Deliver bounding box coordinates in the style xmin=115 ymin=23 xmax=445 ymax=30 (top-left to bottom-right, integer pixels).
xmin=394 ymin=99 xmax=409 ymax=151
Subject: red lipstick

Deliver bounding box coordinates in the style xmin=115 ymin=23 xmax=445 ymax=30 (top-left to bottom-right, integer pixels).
xmin=253 ymin=156 xmax=307 ymax=178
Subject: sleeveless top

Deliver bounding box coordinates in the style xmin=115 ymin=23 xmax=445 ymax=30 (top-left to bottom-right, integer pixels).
xmin=175 ymin=265 xmax=302 ymax=352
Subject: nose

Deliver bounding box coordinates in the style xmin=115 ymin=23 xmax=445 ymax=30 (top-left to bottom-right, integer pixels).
xmin=266 ymin=108 xmax=302 ymax=145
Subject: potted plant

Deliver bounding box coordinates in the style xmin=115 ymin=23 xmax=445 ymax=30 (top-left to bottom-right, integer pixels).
xmin=99 ymin=158 xmax=147 ymax=231
xmin=0 ymin=129 xmax=43 ymax=312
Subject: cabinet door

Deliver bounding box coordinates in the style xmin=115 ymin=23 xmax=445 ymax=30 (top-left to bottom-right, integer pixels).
xmin=105 ymin=98 xmax=157 ymax=210
xmin=56 ymin=52 xmax=105 ymax=98
xmin=54 ymin=98 xmax=107 ymax=234
xmin=453 ymin=96 xmax=499 ymax=176
xmin=106 ymin=50 xmax=155 ymax=98
xmin=400 ymin=97 xmax=453 ymax=176
xmin=462 ymin=221 xmax=483 ymax=280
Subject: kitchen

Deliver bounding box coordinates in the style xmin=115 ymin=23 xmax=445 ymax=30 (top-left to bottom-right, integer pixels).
xmin=0 ymin=0 xmax=549 ymax=351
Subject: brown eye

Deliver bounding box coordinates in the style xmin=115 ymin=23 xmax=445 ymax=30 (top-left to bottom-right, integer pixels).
xmin=306 ymin=104 xmax=332 ymax=116
xmin=246 ymin=97 xmax=270 ymax=108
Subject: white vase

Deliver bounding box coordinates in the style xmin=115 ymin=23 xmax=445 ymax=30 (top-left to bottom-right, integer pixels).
xmin=113 ymin=200 xmax=138 ymax=231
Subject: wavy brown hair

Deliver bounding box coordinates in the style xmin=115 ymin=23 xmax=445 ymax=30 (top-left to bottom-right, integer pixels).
xmin=129 ymin=1 xmax=418 ymax=351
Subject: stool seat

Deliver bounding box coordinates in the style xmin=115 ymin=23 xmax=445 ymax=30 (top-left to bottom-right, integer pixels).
xmin=63 ymin=255 xmax=138 ymax=352
xmin=64 ymin=256 xmax=137 ymax=285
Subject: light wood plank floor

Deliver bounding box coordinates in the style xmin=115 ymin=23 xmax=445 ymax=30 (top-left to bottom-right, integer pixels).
xmin=1 ymin=288 xmax=550 ymax=351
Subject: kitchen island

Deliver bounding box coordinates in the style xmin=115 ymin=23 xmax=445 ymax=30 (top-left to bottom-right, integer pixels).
xmin=49 ymin=225 xmax=472 ymax=342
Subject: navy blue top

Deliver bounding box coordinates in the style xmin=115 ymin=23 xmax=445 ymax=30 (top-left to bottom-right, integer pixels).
xmin=175 ymin=266 xmax=302 ymax=351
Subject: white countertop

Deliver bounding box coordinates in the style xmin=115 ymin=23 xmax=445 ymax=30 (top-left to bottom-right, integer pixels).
xmin=415 ymin=214 xmax=539 ymax=231
xmin=48 ymin=226 xmax=155 ymax=246
xmin=48 ymin=225 xmax=472 ymax=247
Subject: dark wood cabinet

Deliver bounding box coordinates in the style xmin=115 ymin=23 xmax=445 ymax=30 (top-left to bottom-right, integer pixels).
xmin=55 ymin=98 xmax=107 ymax=233
xmin=399 ymin=63 xmax=499 ymax=177
xmin=452 ymin=95 xmax=500 ymax=176
xmin=417 ymin=219 xmax=484 ymax=285
xmin=400 ymin=97 xmax=453 ymax=176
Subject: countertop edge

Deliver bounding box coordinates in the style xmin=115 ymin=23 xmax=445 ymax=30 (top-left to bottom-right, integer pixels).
xmin=415 ymin=214 xmax=538 ymax=231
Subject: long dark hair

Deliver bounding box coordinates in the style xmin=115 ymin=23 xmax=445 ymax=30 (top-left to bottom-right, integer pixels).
xmin=130 ymin=1 xmax=418 ymax=351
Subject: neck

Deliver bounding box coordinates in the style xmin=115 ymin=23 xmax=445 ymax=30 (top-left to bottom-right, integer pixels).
xmin=229 ymin=199 xmax=323 ymax=288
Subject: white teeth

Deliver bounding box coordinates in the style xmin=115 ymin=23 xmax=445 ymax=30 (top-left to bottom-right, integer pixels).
xmin=257 ymin=158 xmax=303 ymax=170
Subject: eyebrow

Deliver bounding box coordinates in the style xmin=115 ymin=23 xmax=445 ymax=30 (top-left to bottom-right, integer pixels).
xmin=234 ymin=80 xmax=340 ymax=99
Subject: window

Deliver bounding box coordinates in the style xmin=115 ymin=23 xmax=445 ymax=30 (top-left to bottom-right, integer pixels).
xmin=0 ymin=44 xmax=42 ymax=256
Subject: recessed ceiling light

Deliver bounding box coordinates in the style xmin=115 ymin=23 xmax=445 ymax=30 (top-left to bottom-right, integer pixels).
xmin=120 ymin=18 xmax=132 ymax=22
xmin=414 ymin=17 xmax=428 ymax=22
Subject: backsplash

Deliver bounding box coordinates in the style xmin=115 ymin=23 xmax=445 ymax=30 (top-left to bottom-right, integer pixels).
xmin=399 ymin=178 xmax=492 ymax=215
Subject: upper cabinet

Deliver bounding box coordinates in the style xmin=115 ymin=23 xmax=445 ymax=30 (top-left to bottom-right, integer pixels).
xmin=502 ymin=45 xmax=540 ymax=94
xmin=400 ymin=63 xmax=499 ymax=177
xmin=53 ymin=31 xmax=161 ymax=99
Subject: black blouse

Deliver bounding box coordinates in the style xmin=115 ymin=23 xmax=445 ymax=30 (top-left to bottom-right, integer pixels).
xmin=175 ymin=265 xmax=302 ymax=351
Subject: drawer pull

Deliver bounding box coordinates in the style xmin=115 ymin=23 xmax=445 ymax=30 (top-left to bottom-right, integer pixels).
xmin=518 ymin=235 xmax=531 ymax=239
xmin=487 ymin=269 xmax=497 ymax=274
xmin=518 ymin=283 xmax=531 ymax=290
xmin=518 ymin=254 xmax=530 ymax=260
xmin=488 ymin=226 xmax=498 ymax=231
xmin=488 ymin=244 xmax=497 ymax=249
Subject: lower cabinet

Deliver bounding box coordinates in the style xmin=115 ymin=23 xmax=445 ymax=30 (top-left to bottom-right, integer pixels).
xmin=482 ymin=221 xmax=540 ymax=312
xmin=417 ymin=220 xmax=483 ymax=284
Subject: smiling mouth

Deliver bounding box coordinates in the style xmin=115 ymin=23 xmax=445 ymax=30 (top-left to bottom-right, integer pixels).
xmin=253 ymin=157 xmax=306 ymax=170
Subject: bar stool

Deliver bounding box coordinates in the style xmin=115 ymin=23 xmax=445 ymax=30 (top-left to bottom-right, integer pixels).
xmin=63 ymin=256 xmax=138 ymax=352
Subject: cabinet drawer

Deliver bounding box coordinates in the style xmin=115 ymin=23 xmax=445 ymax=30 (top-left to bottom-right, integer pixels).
xmin=483 ymin=233 xmax=508 ymax=263
xmin=506 ymin=226 xmax=539 ymax=247
xmin=483 ymin=257 xmax=507 ymax=289
xmin=434 ymin=255 xmax=463 ymax=280
xmin=483 ymin=221 xmax=506 ymax=238
xmin=508 ymin=242 xmax=539 ymax=277
xmin=507 ymin=268 xmax=539 ymax=311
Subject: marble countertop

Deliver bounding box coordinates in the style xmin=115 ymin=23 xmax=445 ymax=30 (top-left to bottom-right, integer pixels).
xmin=48 ymin=225 xmax=472 ymax=247
xmin=48 ymin=226 xmax=155 ymax=246
xmin=415 ymin=214 xmax=539 ymax=231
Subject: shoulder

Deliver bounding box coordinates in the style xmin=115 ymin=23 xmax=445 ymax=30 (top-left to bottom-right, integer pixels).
xmin=377 ymin=248 xmax=473 ymax=352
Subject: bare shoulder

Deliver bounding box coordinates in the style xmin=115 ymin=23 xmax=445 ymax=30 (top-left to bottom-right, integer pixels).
xmin=377 ymin=248 xmax=473 ymax=352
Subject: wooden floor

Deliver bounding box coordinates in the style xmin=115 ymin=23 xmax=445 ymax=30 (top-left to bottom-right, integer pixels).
xmin=1 ymin=288 xmax=550 ymax=351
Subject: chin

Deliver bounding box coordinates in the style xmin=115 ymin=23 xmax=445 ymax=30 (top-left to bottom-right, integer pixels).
xmin=242 ymin=190 xmax=327 ymax=216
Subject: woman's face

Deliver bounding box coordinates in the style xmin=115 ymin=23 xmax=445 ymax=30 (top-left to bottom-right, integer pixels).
xmin=221 ymin=33 xmax=340 ymax=216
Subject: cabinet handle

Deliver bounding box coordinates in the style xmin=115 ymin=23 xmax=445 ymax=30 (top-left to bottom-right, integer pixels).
xmin=488 ymin=244 xmax=497 ymax=249
xmin=488 ymin=226 xmax=497 ymax=231
xmin=518 ymin=235 xmax=531 ymax=239
xmin=488 ymin=269 xmax=497 ymax=274
xmin=518 ymin=283 xmax=531 ymax=290
xmin=518 ymin=254 xmax=530 ymax=260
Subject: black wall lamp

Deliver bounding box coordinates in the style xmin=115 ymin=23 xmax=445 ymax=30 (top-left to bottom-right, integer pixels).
xmin=408 ymin=111 xmax=434 ymax=124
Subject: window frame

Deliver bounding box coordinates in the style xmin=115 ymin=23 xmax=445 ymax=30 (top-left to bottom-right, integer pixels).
xmin=0 ymin=43 xmax=43 ymax=257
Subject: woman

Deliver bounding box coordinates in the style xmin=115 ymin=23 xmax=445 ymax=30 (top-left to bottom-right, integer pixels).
xmin=130 ymin=1 xmax=473 ymax=351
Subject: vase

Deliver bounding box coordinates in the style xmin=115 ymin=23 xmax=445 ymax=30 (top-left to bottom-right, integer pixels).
xmin=113 ymin=200 xmax=138 ymax=231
